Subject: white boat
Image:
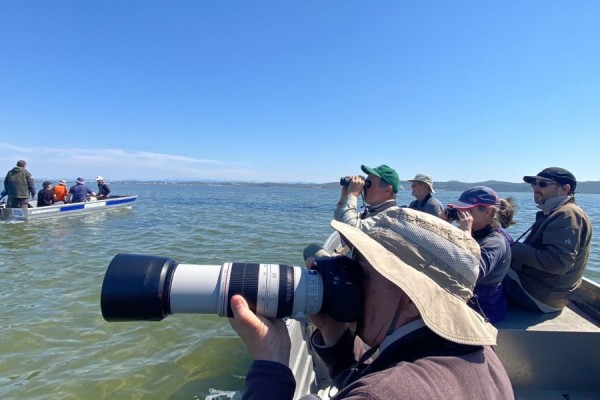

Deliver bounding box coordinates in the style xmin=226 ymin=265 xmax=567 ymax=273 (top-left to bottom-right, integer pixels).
xmin=0 ymin=195 xmax=137 ymax=222
xmin=285 ymin=233 xmax=600 ymax=399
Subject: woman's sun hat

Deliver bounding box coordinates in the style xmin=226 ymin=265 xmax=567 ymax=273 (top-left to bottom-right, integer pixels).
xmin=331 ymin=207 xmax=497 ymax=346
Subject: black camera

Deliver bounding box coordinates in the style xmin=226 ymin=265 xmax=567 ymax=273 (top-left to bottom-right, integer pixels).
xmin=445 ymin=207 xmax=458 ymax=221
xmin=101 ymin=253 xmax=364 ymax=323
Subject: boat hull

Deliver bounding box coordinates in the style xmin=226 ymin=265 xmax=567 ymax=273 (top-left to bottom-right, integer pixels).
xmin=0 ymin=195 xmax=137 ymax=222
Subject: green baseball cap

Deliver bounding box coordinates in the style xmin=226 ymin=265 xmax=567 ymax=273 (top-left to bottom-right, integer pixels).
xmin=361 ymin=164 xmax=400 ymax=193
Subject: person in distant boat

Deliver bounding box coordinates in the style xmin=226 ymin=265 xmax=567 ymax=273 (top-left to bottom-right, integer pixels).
xmin=406 ymin=173 xmax=444 ymax=217
xmin=95 ymin=176 xmax=111 ymax=199
xmin=504 ymin=167 xmax=592 ymax=313
xmin=3 ymin=160 xmax=36 ymax=208
xmin=69 ymin=177 xmax=96 ymax=203
xmin=334 ymin=164 xmax=400 ymax=230
xmin=229 ymin=209 xmax=514 ymax=400
xmin=53 ymin=179 xmax=69 ymax=203
xmin=443 ymin=186 xmax=516 ymax=323
xmin=37 ymin=181 xmax=56 ymax=207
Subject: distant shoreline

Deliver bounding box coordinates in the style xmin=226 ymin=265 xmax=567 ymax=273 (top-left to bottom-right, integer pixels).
xmin=44 ymin=179 xmax=600 ymax=194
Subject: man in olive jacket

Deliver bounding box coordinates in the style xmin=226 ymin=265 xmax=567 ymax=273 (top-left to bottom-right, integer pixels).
xmin=505 ymin=167 xmax=592 ymax=313
xmin=3 ymin=160 xmax=36 ymax=208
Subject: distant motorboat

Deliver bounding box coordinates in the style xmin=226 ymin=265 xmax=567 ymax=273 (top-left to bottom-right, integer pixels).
xmin=0 ymin=195 xmax=137 ymax=222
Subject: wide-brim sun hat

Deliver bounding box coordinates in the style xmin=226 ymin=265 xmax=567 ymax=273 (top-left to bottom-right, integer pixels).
xmin=76 ymin=177 xmax=85 ymax=184
xmin=331 ymin=208 xmax=497 ymax=346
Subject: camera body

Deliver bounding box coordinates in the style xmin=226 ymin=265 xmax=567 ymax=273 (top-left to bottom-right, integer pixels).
xmin=101 ymin=253 xmax=364 ymax=323
xmin=445 ymin=207 xmax=458 ymax=221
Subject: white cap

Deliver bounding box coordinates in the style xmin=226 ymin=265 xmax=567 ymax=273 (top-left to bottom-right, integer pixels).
xmin=96 ymin=176 xmax=104 ymax=181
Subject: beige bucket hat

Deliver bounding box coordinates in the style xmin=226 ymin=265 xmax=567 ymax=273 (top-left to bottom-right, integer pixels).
xmin=331 ymin=207 xmax=497 ymax=346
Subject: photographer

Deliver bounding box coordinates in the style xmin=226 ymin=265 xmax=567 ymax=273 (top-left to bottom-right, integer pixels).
xmin=334 ymin=164 xmax=400 ymax=230
xmin=442 ymin=186 xmax=516 ymax=323
xmin=229 ymin=208 xmax=513 ymax=399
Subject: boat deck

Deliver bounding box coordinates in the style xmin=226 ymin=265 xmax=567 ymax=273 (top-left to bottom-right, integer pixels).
xmin=495 ymin=280 xmax=600 ymax=399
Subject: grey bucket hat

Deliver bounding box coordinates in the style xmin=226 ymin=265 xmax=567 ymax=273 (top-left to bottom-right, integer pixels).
xmin=408 ymin=173 xmax=435 ymax=193
xmin=331 ymin=208 xmax=497 ymax=346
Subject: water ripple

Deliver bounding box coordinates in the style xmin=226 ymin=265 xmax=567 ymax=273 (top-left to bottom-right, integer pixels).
xmin=1 ymin=184 xmax=599 ymax=399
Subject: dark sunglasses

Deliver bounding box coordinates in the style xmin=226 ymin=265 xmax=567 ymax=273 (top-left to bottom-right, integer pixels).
xmin=530 ymin=181 xmax=559 ymax=188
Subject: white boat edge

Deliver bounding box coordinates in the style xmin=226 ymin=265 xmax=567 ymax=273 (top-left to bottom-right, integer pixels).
xmin=0 ymin=195 xmax=138 ymax=222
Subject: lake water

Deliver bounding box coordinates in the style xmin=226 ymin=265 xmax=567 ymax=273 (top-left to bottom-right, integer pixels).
xmin=1 ymin=183 xmax=599 ymax=400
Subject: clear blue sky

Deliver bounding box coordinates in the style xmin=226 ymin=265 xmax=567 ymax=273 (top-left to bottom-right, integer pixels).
xmin=1 ymin=1 xmax=599 ymax=183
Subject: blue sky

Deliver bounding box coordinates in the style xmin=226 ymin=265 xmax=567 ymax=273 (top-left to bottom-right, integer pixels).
xmin=1 ymin=1 xmax=599 ymax=183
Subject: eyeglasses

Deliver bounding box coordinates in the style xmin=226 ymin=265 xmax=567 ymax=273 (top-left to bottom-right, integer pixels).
xmin=530 ymin=181 xmax=559 ymax=188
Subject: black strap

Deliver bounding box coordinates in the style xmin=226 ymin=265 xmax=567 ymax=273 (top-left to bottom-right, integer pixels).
xmin=334 ymin=327 xmax=481 ymax=389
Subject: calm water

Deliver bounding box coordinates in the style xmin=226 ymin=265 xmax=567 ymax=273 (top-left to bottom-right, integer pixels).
xmin=1 ymin=184 xmax=599 ymax=400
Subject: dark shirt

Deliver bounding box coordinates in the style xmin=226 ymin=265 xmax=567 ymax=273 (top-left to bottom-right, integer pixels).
xmin=97 ymin=182 xmax=110 ymax=197
xmin=407 ymin=193 xmax=444 ymax=217
xmin=241 ymin=326 xmax=514 ymax=399
xmin=37 ymin=188 xmax=55 ymax=207
xmin=470 ymin=225 xmax=511 ymax=323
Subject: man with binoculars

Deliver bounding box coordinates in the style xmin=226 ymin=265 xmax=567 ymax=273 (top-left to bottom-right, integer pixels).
xmin=334 ymin=164 xmax=400 ymax=230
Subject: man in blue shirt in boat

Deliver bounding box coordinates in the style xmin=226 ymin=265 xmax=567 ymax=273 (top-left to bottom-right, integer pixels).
xmin=69 ymin=177 xmax=96 ymax=203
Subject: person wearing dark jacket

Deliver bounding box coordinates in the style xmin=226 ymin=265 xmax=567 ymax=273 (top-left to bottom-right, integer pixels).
xmin=3 ymin=160 xmax=35 ymax=208
xmin=229 ymin=208 xmax=514 ymax=399
xmin=37 ymin=181 xmax=56 ymax=207
xmin=95 ymin=176 xmax=111 ymax=199
xmin=504 ymin=167 xmax=592 ymax=313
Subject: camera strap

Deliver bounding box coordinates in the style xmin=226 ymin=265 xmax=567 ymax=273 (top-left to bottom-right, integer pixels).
xmin=335 ymin=326 xmax=482 ymax=393
xmin=338 ymin=300 xmax=403 ymax=389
